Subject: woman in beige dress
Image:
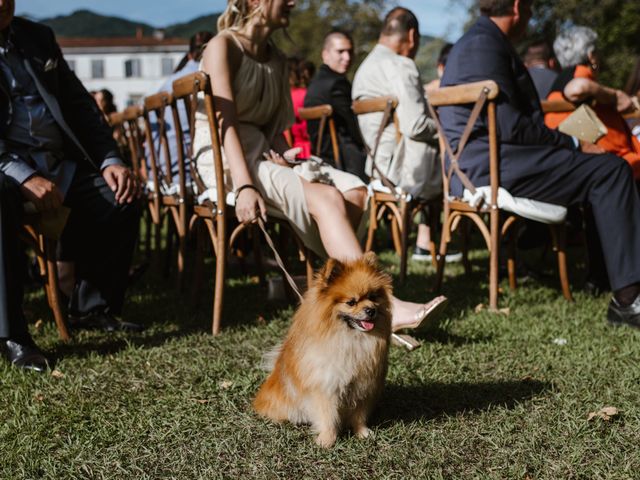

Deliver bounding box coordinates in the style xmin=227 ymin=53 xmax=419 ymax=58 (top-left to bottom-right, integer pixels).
xmin=194 ymin=0 xmax=447 ymax=331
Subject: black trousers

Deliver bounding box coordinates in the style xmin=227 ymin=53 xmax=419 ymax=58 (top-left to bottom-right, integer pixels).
xmin=506 ymin=152 xmax=640 ymax=292
xmin=0 ymin=167 xmax=141 ymax=340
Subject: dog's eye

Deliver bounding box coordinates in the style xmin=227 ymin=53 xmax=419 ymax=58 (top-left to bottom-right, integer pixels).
xmin=346 ymin=298 xmax=357 ymax=307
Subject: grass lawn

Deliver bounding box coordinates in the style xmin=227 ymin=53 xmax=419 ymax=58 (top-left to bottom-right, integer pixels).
xmin=1 ymin=241 xmax=639 ymax=479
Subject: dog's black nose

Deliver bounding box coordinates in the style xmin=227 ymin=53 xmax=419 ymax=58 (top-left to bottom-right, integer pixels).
xmin=364 ymin=307 xmax=376 ymax=318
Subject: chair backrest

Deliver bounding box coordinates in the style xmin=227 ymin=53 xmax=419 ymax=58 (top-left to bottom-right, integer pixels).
xmin=351 ymin=96 xmax=400 ymax=192
xmin=141 ymin=91 xmax=191 ymax=207
xmin=298 ymin=104 xmax=342 ymax=168
xmin=171 ymin=71 xmax=225 ymax=209
xmin=428 ymin=80 xmax=500 ymax=206
xmin=119 ymin=105 xmax=147 ymax=181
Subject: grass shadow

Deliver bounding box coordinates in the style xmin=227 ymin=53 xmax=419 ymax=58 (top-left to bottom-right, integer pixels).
xmin=374 ymin=379 xmax=550 ymax=425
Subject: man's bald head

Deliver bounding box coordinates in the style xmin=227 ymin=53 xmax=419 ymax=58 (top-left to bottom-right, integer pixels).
xmin=381 ymin=7 xmax=419 ymax=38
xmin=378 ymin=7 xmax=420 ymax=59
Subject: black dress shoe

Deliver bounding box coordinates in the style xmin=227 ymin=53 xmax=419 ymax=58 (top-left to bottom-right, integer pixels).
xmin=607 ymin=294 xmax=640 ymax=329
xmin=68 ymin=312 xmax=145 ymax=333
xmin=2 ymin=339 xmax=49 ymax=373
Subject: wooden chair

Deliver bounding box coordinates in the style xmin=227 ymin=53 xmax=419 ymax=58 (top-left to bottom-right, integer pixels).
xmin=20 ymin=211 xmax=70 ymax=341
xmin=112 ymin=106 xmax=160 ymax=259
xmin=171 ymin=71 xmax=314 ymax=334
xmin=352 ymin=95 xmax=441 ymax=284
xmin=429 ymin=80 xmax=572 ymax=309
xmin=141 ymin=91 xmax=191 ymax=287
xmin=298 ymin=104 xmax=342 ymax=168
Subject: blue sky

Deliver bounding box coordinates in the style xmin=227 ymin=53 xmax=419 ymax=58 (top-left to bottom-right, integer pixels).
xmin=17 ymin=0 xmax=469 ymax=41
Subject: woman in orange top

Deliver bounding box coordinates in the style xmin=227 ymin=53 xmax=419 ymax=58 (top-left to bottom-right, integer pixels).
xmin=545 ymin=26 xmax=640 ymax=179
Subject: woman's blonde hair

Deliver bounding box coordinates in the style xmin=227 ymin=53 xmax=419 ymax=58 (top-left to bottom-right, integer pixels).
xmin=217 ymin=0 xmax=270 ymax=32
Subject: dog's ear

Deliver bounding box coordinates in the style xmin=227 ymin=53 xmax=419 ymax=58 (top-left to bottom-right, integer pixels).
xmin=317 ymin=258 xmax=344 ymax=287
xmin=362 ymin=251 xmax=378 ymax=268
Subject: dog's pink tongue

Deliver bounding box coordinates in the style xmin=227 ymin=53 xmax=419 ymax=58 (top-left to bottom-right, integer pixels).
xmin=361 ymin=321 xmax=375 ymax=331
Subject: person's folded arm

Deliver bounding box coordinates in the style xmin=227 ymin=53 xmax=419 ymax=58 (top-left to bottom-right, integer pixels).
xmin=564 ymin=77 xmax=634 ymax=114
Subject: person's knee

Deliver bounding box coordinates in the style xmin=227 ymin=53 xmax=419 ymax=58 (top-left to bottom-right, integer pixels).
xmin=345 ymin=187 xmax=368 ymax=210
xmin=307 ymin=184 xmax=345 ymax=217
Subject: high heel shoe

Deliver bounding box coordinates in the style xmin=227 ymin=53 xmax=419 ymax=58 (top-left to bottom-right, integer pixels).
xmin=392 ymin=295 xmax=449 ymax=332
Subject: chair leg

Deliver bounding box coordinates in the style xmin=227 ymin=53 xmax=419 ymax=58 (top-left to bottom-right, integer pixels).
xmin=460 ymin=217 xmax=472 ymax=276
xmin=190 ymin=222 xmax=205 ymax=307
xmin=390 ymin=212 xmax=402 ymax=255
xmin=398 ymin=200 xmax=410 ymax=285
xmin=164 ymin=221 xmax=175 ymax=278
xmin=428 ymin=204 xmax=440 ymax=269
xmin=550 ymin=225 xmax=573 ymax=302
xmin=212 ymin=215 xmax=226 ymax=336
xmin=365 ymin=198 xmax=377 ymax=252
xmin=44 ymin=239 xmax=70 ymax=341
xmin=489 ymin=210 xmax=500 ymax=310
xmin=434 ymin=217 xmax=450 ymax=293
xmin=507 ymin=232 xmax=517 ymax=291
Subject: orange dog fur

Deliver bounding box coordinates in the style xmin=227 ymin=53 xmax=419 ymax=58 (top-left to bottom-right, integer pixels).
xmin=253 ymin=252 xmax=392 ymax=448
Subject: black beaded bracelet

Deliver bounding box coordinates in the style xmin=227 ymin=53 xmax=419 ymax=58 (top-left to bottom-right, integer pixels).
xmin=234 ymin=184 xmax=260 ymax=202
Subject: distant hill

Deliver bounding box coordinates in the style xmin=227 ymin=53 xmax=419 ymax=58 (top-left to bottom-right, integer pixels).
xmin=25 ymin=9 xmax=220 ymax=39
xmin=40 ymin=10 xmax=155 ymax=38
xmin=164 ymin=14 xmax=220 ymax=38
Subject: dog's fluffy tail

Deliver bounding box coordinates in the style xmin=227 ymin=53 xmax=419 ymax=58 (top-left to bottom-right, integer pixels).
xmin=259 ymin=342 xmax=282 ymax=371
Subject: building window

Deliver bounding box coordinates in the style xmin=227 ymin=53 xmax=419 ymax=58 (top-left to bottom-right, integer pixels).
xmin=161 ymin=57 xmax=174 ymax=76
xmin=67 ymin=60 xmax=76 ymax=72
xmin=127 ymin=94 xmax=144 ymax=107
xmin=91 ymin=59 xmax=104 ymax=79
xmin=125 ymin=59 xmax=142 ymax=78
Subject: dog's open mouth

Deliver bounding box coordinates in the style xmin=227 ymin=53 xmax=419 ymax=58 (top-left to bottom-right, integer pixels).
xmin=339 ymin=313 xmax=375 ymax=332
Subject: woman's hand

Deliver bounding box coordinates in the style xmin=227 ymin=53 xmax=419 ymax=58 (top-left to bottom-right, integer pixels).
xmin=263 ymin=148 xmax=303 ymax=167
xmin=615 ymin=89 xmax=635 ymax=114
xmin=235 ymin=187 xmax=267 ymax=224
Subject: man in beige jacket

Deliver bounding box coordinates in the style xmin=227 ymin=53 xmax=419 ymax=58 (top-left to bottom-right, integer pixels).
xmin=353 ymin=7 xmax=452 ymax=261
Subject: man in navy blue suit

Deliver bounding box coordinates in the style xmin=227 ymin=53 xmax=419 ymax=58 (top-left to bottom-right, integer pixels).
xmin=440 ymin=0 xmax=640 ymax=327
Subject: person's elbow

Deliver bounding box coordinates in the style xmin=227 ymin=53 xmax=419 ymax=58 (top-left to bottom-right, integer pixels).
xmin=563 ymin=78 xmax=596 ymax=103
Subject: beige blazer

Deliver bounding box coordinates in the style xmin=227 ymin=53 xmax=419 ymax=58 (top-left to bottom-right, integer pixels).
xmin=352 ymin=44 xmax=441 ymax=199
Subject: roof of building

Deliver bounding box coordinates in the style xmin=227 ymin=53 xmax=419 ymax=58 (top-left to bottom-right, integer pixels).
xmin=58 ymin=36 xmax=188 ymax=48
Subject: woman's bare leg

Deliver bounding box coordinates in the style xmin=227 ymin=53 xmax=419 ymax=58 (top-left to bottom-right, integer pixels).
xmin=342 ymin=187 xmax=368 ymax=230
xmin=303 ymin=181 xmax=362 ymax=260
xmin=302 ymin=181 xmax=445 ymax=330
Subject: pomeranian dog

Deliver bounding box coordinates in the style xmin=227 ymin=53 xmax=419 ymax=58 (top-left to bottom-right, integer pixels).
xmin=253 ymin=252 xmax=392 ymax=448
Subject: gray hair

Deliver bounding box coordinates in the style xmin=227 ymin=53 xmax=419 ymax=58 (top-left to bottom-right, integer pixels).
xmin=553 ymin=26 xmax=598 ymax=68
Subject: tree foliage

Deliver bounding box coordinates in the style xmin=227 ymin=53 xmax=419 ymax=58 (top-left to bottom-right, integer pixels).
xmin=530 ymin=0 xmax=640 ymax=88
xmin=273 ymin=0 xmax=391 ymax=76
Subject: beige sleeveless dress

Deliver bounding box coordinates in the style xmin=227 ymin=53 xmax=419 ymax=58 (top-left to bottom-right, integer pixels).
xmin=193 ymin=33 xmax=366 ymax=257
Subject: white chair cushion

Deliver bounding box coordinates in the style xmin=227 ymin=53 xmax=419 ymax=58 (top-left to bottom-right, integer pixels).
xmin=367 ymin=179 xmax=412 ymax=201
xmin=462 ymin=186 xmax=567 ymax=224
xmin=197 ymin=187 xmax=236 ymax=207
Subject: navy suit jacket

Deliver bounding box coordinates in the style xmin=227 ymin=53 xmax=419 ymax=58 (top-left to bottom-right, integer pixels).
xmin=439 ymin=16 xmax=575 ymax=196
xmin=0 ymin=17 xmax=121 ymax=180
